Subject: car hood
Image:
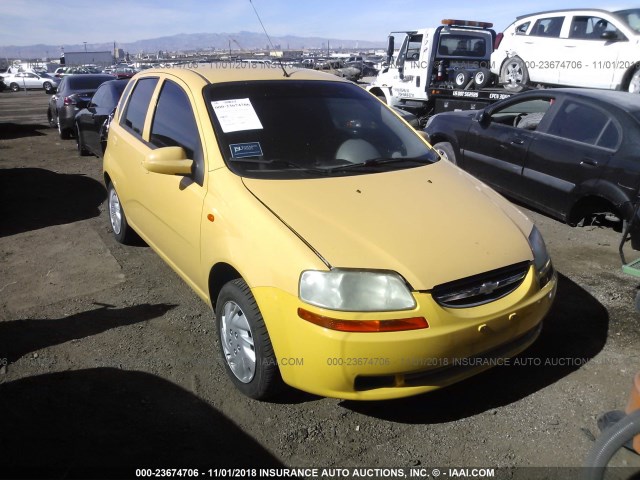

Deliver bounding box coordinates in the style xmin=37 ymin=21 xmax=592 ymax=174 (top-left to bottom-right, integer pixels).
xmin=242 ymin=162 xmax=534 ymax=290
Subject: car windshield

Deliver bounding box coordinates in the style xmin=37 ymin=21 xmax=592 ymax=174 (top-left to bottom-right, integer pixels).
xmin=204 ymin=80 xmax=439 ymax=179
xmin=615 ymin=8 xmax=640 ymax=33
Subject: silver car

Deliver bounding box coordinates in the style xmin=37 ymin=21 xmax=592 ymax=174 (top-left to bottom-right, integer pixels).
xmin=4 ymin=72 xmax=60 ymax=93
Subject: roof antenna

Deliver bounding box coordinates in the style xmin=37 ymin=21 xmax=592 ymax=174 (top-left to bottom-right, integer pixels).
xmin=249 ymin=0 xmax=290 ymax=77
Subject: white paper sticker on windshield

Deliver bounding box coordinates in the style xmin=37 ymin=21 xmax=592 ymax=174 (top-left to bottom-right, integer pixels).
xmin=211 ymin=98 xmax=263 ymax=133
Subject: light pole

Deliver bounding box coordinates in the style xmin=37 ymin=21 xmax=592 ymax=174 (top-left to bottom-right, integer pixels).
xmin=83 ymin=42 xmax=87 ymax=53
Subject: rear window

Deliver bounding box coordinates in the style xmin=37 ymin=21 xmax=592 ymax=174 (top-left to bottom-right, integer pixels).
xmin=67 ymin=75 xmax=115 ymax=90
xmin=438 ymin=34 xmax=489 ymax=58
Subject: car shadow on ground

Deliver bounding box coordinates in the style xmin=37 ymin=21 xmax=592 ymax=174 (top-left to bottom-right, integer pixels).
xmin=0 ymin=123 xmax=48 ymax=140
xmin=0 ymin=303 xmax=176 ymax=364
xmin=0 ymin=368 xmax=284 ymax=472
xmin=0 ymin=168 xmax=106 ymax=237
xmin=341 ymin=273 xmax=609 ymax=423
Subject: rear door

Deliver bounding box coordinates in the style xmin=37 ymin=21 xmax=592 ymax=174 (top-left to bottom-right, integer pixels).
xmin=462 ymin=94 xmax=555 ymax=199
xmin=521 ymin=96 xmax=618 ymax=217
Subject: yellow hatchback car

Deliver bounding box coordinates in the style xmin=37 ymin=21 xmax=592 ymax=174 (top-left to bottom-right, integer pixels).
xmin=103 ymin=66 xmax=557 ymax=401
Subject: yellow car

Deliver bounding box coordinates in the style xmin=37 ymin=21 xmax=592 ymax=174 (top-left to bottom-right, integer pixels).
xmin=103 ymin=66 xmax=557 ymax=401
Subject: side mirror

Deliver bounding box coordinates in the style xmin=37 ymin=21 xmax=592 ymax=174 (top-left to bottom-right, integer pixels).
xmin=387 ymin=36 xmax=395 ymax=64
xmin=143 ymin=146 xmax=193 ymax=175
xmin=476 ymin=110 xmax=490 ymax=125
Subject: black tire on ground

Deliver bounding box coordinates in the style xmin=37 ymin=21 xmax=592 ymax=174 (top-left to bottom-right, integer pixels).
xmin=473 ymin=68 xmax=492 ymax=89
xmin=47 ymin=109 xmax=57 ymax=128
xmin=43 ymin=82 xmax=53 ymax=94
xmin=58 ymin=116 xmax=72 ymax=139
xmin=216 ymin=278 xmax=283 ymax=400
xmin=107 ymin=183 xmax=137 ymax=244
xmin=76 ymin=123 xmax=91 ymax=156
xmin=500 ymin=57 xmax=529 ymax=92
xmin=10 ymin=83 xmax=20 ymax=92
xmin=454 ymin=70 xmax=471 ymax=88
xmin=433 ymin=141 xmax=457 ymax=165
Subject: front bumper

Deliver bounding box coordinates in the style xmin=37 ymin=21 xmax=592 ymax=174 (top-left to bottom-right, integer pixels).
xmin=252 ymin=265 xmax=557 ymax=401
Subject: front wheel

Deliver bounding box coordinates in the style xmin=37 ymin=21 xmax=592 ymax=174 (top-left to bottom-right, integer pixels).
xmin=501 ymin=57 xmax=529 ymax=92
xmin=10 ymin=83 xmax=20 ymax=93
xmin=43 ymin=81 xmax=53 ymax=94
xmin=433 ymin=141 xmax=457 ymax=165
xmin=216 ymin=278 xmax=283 ymax=400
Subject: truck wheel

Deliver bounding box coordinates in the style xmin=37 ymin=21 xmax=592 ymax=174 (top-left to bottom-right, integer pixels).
xmin=216 ymin=278 xmax=283 ymax=400
xmin=433 ymin=142 xmax=457 ymax=165
xmin=474 ymin=68 xmax=492 ymax=89
xmin=501 ymin=57 xmax=528 ymax=92
xmin=454 ymin=70 xmax=471 ymax=88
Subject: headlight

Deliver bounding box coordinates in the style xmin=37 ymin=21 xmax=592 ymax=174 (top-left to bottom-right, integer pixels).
xmin=299 ymin=269 xmax=416 ymax=312
xmin=528 ymin=226 xmax=553 ymax=288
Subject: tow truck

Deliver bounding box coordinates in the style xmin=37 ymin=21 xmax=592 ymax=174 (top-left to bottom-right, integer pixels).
xmin=367 ymin=19 xmax=514 ymax=125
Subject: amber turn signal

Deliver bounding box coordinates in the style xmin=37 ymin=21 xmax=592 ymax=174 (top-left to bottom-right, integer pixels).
xmin=298 ymin=308 xmax=429 ymax=332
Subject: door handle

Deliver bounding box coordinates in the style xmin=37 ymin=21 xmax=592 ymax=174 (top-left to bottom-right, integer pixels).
xmin=580 ymin=159 xmax=599 ymax=167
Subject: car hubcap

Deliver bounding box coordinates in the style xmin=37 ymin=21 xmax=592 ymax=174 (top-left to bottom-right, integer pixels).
xmin=220 ymin=300 xmax=255 ymax=383
xmin=436 ymin=148 xmax=450 ymax=161
xmin=505 ymin=62 xmax=523 ymax=84
xmin=108 ymin=188 xmax=122 ymax=235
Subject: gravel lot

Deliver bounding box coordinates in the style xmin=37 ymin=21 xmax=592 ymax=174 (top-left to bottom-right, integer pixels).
xmin=0 ymin=89 xmax=639 ymax=479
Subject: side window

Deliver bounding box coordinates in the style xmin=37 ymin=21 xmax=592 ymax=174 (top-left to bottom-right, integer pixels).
xmin=530 ymin=17 xmax=564 ymax=37
xmin=405 ymin=34 xmax=423 ymax=61
xmin=121 ymin=77 xmax=158 ymax=137
xmin=89 ymin=87 xmax=107 ymax=108
xmin=570 ymin=16 xmax=622 ymax=39
xmin=515 ymin=22 xmax=530 ymax=34
xmin=150 ymin=80 xmax=204 ymax=185
xmin=546 ymin=100 xmax=617 ymax=147
xmin=490 ymin=98 xmax=554 ymax=130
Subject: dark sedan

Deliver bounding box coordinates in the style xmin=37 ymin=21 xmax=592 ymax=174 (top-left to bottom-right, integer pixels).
xmin=424 ymin=88 xmax=640 ymax=227
xmin=75 ymin=79 xmax=129 ymax=157
xmin=48 ymin=74 xmax=115 ymax=139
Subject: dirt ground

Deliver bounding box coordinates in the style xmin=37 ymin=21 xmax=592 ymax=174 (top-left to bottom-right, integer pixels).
xmin=0 ymin=90 xmax=639 ymax=479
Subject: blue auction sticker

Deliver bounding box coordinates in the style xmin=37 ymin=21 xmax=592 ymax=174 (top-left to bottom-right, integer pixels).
xmin=229 ymin=142 xmax=263 ymax=159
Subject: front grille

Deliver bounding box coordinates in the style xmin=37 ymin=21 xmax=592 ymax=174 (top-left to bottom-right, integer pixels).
xmin=431 ymin=261 xmax=530 ymax=308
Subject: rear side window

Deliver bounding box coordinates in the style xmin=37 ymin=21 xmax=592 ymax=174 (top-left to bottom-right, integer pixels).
xmin=121 ymin=77 xmax=158 ymax=137
xmin=546 ymin=100 xmax=620 ymax=148
xmin=530 ymin=17 xmax=564 ymax=37
xmin=515 ymin=22 xmax=530 ymax=34
xmin=150 ymin=80 xmax=204 ymax=185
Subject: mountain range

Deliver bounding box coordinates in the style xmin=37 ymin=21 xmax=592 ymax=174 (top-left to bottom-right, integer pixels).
xmin=0 ymin=31 xmax=385 ymax=59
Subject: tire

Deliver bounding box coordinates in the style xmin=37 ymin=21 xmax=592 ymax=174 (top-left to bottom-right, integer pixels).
xmin=453 ymin=70 xmax=471 ymax=88
xmin=500 ymin=57 xmax=529 ymax=92
xmin=107 ymin=183 xmax=136 ymax=244
xmin=47 ymin=109 xmax=57 ymax=128
xmin=10 ymin=83 xmax=20 ymax=93
xmin=433 ymin=141 xmax=457 ymax=165
xmin=76 ymin=122 xmax=90 ymax=156
xmin=58 ymin=116 xmax=71 ymax=139
xmin=473 ymin=68 xmax=492 ymax=89
xmin=627 ymin=68 xmax=640 ymax=94
xmin=216 ymin=278 xmax=283 ymax=400
xmin=43 ymin=81 xmax=53 ymax=94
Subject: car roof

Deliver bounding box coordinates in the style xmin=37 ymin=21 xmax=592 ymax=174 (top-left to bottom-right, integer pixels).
xmin=135 ymin=65 xmax=350 ymax=85
xmin=526 ymin=87 xmax=640 ymax=112
xmin=515 ymin=8 xmax=617 ymax=20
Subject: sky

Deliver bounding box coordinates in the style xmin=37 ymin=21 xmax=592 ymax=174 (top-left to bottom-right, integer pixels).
xmin=1 ymin=0 xmax=637 ymax=47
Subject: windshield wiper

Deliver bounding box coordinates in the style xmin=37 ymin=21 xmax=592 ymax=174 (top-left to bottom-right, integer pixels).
xmin=229 ymin=157 xmax=329 ymax=174
xmin=324 ymin=157 xmax=431 ymax=173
